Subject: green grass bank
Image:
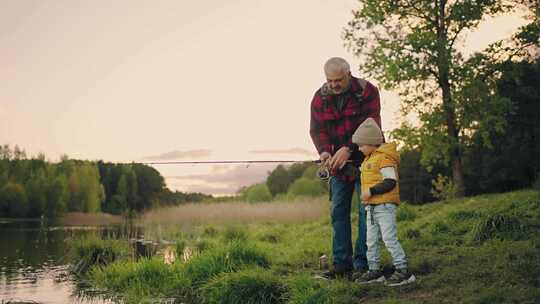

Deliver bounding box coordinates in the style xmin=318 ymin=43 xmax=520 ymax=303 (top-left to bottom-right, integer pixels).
xmin=75 ymin=189 xmax=540 ymax=303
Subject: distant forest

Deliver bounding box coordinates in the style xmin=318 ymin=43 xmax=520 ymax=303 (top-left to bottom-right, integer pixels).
xmin=0 ymin=148 xmax=211 ymax=218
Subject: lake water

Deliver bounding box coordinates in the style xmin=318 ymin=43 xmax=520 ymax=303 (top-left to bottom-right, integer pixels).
xmin=0 ymin=219 xmax=123 ymax=304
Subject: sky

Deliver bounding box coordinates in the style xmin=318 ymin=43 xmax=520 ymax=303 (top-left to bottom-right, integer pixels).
xmin=0 ymin=1 xmax=528 ymax=195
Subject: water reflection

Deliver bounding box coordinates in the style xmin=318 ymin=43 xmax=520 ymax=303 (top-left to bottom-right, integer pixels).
xmin=0 ymin=219 xmax=127 ymax=304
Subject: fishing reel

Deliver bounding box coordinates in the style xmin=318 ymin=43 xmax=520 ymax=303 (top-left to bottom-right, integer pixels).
xmin=317 ymin=166 xmax=330 ymax=181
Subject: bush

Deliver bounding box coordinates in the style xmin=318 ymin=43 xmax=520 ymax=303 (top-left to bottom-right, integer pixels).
xmin=201 ymin=268 xmax=288 ymax=304
xmin=90 ymin=257 xmax=189 ymax=301
xmin=0 ymin=182 xmax=28 ymax=217
xmin=182 ymin=241 xmax=270 ymax=288
xmin=223 ymin=226 xmax=248 ymax=242
xmin=70 ymin=236 xmax=131 ymax=275
xmin=202 ymin=225 xmax=218 ymax=237
xmin=287 ymin=178 xmax=326 ymax=198
xmin=246 ymin=184 xmax=272 ymax=203
xmin=431 ymin=174 xmax=459 ymax=201
xmin=469 ymin=214 xmax=525 ymax=244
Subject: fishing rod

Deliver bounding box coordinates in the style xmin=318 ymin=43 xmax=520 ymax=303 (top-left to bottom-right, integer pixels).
xmin=144 ymin=159 xmax=355 ymax=181
xmin=144 ymin=160 xmax=323 ymax=165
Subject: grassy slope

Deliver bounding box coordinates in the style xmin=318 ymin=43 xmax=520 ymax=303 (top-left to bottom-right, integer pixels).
xmin=86 ymin=189 xmax=540 ymax=303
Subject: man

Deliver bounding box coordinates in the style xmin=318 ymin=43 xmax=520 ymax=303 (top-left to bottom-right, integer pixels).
xmin=310 ymin=57 xmax=382 ymax=279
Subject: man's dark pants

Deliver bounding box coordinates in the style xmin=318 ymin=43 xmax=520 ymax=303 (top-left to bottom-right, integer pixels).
xmin=329 ymin=177 xmax=368 ymax=272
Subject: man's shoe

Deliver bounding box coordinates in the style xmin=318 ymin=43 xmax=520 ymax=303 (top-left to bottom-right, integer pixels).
xmin=385 ymin=268 xmax=416 ymax=286
xmin=314 ymin=268 xmax=351 ymax=280
xmin=355 ymin=270 xmax=386 ymax=284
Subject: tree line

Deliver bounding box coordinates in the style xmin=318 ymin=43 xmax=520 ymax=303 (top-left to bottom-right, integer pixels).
xmin=0 ymin=150 xmax=212 ymax=218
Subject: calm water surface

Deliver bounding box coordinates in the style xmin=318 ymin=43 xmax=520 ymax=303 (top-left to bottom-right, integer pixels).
xmin=0 ymin=219 xmax=126 ymax=304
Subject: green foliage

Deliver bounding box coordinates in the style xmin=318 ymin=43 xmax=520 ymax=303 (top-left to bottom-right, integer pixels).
xmin=259 ymin=232 xmax=281 ymax=243
xmin=266 ymin=165 xmax=290 ymax=197
xmin=398 ymin=149 xmax=438 ymax=204
xmin=287 ymin=177 xmax=326 ymax=198
xmin=463 ymin=59 xmax=540 ymax=195
xmin=0 ymin=182 xmax=28 ymax=217
xmin=469 ymin=214 xmax=525 ymax=244
xmin=70 ymin=236 xmax=131 ymax=275
xmin=223 ymin=226 xmax=248 ymax=243
xmin=176 ymin=239 xmax=186 ymax=258
xmin=182 ymin=241 xmax=270 ymax=288
xmin=245 ymin=183 xmax=272 ymax=203
xmin=202 ymin=225 xmax=218 ymax=237
xmin=265 ymin=162 xmax=315 ymax=197
xmin=396 ymin=204 xmax=417 ymax=222
xmin=301 ymin=165 xmax=319 ymax=180
xmin=0 ymin=145 xmax=204 ymax=218
xmin=201 ymin=268 xmax=288 ymax=304
xmin=91 ymin=257 xmax=189 ymax=303
xmin=431 ymin=174 xmax=459 ymax=201
xmin=344 ymin=0 xmax=532 ymax=195
xmin=286 ymin=274 xmax=361 ymax=304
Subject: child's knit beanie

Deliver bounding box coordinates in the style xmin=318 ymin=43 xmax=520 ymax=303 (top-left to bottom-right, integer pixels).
xmin=352 ymin=118 xmax=384 ymax=146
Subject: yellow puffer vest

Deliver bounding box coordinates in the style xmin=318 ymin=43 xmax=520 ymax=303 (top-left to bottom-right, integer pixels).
xmin=360 ymin=142 xmax=400 ymax=205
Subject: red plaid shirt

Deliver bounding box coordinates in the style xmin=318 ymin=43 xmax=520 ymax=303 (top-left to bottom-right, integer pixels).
xmin=310 ymin=77 xmax=382 ymax=180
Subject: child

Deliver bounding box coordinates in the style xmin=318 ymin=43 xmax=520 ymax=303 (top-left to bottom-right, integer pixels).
xmin=351 ymin=118 xmax=415 ymax=286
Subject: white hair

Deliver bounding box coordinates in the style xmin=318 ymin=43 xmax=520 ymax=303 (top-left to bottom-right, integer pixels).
xmin=324 ymin=57 xmax=350 ymax=74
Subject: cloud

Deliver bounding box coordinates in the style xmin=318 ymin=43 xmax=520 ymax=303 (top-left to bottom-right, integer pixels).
xmin=249 ymin=147 xmax=315 ymax=157
xmin=165 ymin=163 xmax=277 ymax=195
xmin=142 ymin=149 xmax=211 ymax=161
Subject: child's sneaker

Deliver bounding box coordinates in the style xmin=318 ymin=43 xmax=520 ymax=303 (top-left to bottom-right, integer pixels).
xmin=385 ymin=268 xmax=416 ymax=286
xmin=355 ymin=270 xmax=386 ymax=284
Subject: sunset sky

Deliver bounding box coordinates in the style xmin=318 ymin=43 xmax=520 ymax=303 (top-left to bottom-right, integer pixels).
xmin=1 ymin=1 xmax=528 ymax=195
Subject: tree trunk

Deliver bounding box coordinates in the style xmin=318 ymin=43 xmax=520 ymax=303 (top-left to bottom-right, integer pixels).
xmin=437 ymin=0 xmax=465 ymax=197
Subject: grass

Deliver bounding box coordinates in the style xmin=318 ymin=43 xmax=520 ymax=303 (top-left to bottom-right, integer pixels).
xmin=76 ymin=189 xmax=540 ymax=303
xmin=201 ymin=268 xmax=288 ymax=304
xmin=141 ymin=197 xmax=327 ymax=224
xmin=69 ymin=235 xmax=131 ymax=275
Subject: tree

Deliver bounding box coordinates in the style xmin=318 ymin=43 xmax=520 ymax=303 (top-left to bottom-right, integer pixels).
xmin=0 ymin=182 xmax=28 ymax=217
xmin=343 ymin=0 xmax=533 ymax=196
xmin=266 ymin=165 xmax=290 ymax=196
xmin=464 ymin=58 xmax=540 ymax=194
xmin=132 ymin=164 xmax=165 ymax=211
xmin=25 ymin=168 xmax=47 ymax=217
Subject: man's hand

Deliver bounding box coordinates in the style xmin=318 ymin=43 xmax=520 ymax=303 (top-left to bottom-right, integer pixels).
xmin=319 ymin=152 xmax=331 ymax=167
xmin=328 ymin=146 xmax=351 ymax=170
xmin=360 ymin=188 xmax=372 ymax=201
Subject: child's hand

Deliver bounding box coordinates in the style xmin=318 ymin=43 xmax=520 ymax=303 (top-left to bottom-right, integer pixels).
xmin=360 ymin=189 xmax=371 ymax=201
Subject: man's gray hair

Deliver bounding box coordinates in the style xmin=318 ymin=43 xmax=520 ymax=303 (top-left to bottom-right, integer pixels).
xmin=324 ymin=57 xmax=350 ymax=74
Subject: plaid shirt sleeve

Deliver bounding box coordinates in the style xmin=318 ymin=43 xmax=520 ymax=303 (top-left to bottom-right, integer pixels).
xmin=309 ymin=90 xmax=332 ymax=155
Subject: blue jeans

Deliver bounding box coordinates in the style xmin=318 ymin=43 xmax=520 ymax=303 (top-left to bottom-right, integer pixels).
xmin=365 ymin=203 xmax=407 ymax=270
xmin=329 ymin=177 xmax=368 ymax=271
